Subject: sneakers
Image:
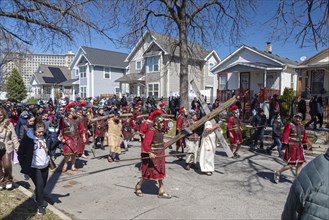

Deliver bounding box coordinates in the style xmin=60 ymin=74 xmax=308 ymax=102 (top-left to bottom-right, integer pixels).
xmin=184 ymin=164 xmax=191 ymax=171
xmin=5 ymin=182 xmax=13 ymax=190
xmin=37 ymin=206 xmax=46 ymax=215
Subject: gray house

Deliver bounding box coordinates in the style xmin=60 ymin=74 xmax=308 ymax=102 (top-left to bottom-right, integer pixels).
xmin=117 ymin=32 xmax=220 ymax=101
xmin=30 ymin=64 xmax=78 ymax=100
xmin=70 ymin=46 xmax=128 ymax=98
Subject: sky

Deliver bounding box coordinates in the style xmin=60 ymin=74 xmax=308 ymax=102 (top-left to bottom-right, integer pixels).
xmin=30 ymin=0 xmax=328 ymax=63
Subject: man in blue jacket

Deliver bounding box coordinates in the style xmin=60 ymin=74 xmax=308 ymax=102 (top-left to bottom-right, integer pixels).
xmin=281 ymin=148 xmax=329 ymax=220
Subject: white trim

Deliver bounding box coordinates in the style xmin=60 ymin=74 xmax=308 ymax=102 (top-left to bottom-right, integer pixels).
xmin=144 ymin=40 xmax=168 ymax=55
xmin=212 ymin=45 xmax=285 ymax=72
xmin=91 ymin=66 xmax=94 ymax=97
xmin=205 ymin=50 xmax=221 ymax=62
xmin=103 ymin=67 xmax=111 ymax=79
xmin=125 ymin=32 xmax=150 ymax=62
xmin=147 ymin=82 xmax=160 ymax=98
xmin=135 ymin=60 xmax=142 ymax=71
xmin=146 ymin=56 xmax=160 ymax=73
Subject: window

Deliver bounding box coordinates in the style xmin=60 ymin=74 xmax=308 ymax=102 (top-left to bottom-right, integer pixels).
xmin=114 ymin=87 xmax=120 ymax=94
xmin=135 ymin=60 xmax=142 ymax=70
xmin=79 ymin=66 xmax=86 ymax=78
xmin=208 ymin=62 xmax=215 ymax=76
xmin=219 ymin=75 xmax=227 ymax=90
xmin=74 ymin=69 xmax=79 ymax=77
xmin=291 ymin=74 xmax=294 ymax=89
xmin=148 ymin=83 xmax=159 ymax=98
xmin=104 ymin=67 xmax=111 ymax=79
xmin=80 ymin=86 xmax=86 ymax=98
xmin=147 ymin=56 xmax=159 ymax=72
xmin=240 ymin=72 xmax=250 ymax=90
xmin=311 ymin=70 xmax=324 ymax=94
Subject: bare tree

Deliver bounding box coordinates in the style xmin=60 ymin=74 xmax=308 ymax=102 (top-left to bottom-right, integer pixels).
xmin=109 ymin=0 xmax=256 ymax=108
xmin=0 ymin=0 xmax=118 ymax=52
xmin=268 ymin=0 xmax=329 ymax=50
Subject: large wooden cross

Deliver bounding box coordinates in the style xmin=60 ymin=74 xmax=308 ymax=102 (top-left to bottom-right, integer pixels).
xmin=190 ymin=79 xmax=233 ymax=157
xmin=164 ymin=95 xmax=236 ymax=157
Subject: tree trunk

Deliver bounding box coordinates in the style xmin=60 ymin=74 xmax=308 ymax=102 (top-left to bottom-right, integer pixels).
xmin=179 ymin=14 xmax=189 ymax=110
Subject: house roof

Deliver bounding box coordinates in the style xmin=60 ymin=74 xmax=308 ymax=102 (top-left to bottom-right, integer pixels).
xmin=298 ymin=47 xmax=329 ymax=65
xmin=218 ymin=62 xmax=283 ymax=73
xmin=33 ymin=65 xmax=71 ymax=84
xmin=212 ymin=45 xmax=298 ymax=72
xmin=59 ymin=78 xmax=79 ymax=86
xmin=80 ymin=46 xmax=128 ymax=68
xmin=126 ymin=32 xmax=213 ymax=61
xmin=115 ymin=73 xmax=145 ymax=83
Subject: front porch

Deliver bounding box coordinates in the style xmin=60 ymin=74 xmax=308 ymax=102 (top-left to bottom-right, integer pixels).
xmin=115 ymin=73 xmax=146 ymax=97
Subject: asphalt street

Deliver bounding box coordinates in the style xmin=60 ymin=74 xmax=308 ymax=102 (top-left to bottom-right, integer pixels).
xmin=12 ymin=140 xmax=316 ymax=220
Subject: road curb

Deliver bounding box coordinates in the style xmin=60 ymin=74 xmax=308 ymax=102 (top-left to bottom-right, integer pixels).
xmin=13 ymin=182 xmax=72 ymax=220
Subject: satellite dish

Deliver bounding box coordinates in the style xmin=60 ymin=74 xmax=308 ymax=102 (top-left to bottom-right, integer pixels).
xmin=300 ymin=56 xmax=307 ymax=61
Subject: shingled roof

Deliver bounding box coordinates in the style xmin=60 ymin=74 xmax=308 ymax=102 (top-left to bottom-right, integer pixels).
xmin=33 ymin=65 xmax=71 ymax=84
xmin=81 ymin=46 xmax=128 ymax=68
xmin=126 ymin=31 xmax=212 ymax=61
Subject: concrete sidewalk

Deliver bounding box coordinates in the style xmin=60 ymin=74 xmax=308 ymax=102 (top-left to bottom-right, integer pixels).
xmin=13 ymin=141 xmax=322 ymax=219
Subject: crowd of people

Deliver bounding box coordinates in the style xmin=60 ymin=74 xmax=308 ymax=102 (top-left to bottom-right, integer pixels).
xmin=0 ymin=93 xmax=327 ymax=218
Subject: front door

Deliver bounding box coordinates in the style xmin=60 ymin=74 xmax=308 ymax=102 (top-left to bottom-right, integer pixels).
xmin=240 ymin=72 xmax=250 ymax=96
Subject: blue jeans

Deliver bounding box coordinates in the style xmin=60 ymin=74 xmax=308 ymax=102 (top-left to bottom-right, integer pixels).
xmin=268 ymin=137 xmax=282 ymax=157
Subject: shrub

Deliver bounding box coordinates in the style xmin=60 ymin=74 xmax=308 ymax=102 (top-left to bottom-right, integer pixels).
xmin=279 ymin=87 xmax=295 ymax=118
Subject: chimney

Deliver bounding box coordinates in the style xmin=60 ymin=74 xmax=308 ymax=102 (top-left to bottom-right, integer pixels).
xmin=265 ymin=42 xmax=272 ymax=54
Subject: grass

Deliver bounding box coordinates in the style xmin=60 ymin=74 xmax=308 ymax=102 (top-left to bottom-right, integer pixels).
xmin=0 ymin=188 xmax=61 ymax=220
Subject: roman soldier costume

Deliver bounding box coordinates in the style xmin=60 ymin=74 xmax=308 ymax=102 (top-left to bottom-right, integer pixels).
xmin=93 ymin=108 xmax=108 ymax=149
xmin=134 ymin=109 xmax=171 ymax=199
xmin=176 ymin=106 xmax=187 ymax=156
xmin=227 ymin=105 xmax=242 ymax=158
xmin=59 ymin=102 xmax=86 ymax=172
xmin=281 ymin=116 xmax=308 ymax=165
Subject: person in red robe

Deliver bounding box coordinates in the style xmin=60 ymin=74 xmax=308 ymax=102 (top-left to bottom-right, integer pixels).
xmin=175 ymin=106 xmax=187 ymax=158
xmin=78 ymin=102 xmax=90 ymax=158
xmin=227 ymin=105 xmax=243 ymax=158
xmin=274 ymin=113 xmax=308 ymax=183
xmin=59 ymin=102 xmax=86 ymax=172
xmin=93 ymin=107 xmax=108 ymax=150
xmin=134 ymin=109 xmax=171 ymax=199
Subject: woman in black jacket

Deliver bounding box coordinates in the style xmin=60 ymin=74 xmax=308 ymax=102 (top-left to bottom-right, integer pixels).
xmin=17 ymin=120 xmax=50 ymax=215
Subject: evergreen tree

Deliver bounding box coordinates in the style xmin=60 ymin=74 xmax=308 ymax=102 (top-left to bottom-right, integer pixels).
xmin=5 ymin=68 xmax=27 ymax=102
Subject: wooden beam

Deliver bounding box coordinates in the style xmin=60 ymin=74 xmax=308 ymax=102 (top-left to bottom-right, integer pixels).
xmin=164 ymin=95 xmax=236 ymax=150
xmin=190 ymin=79 xmax=234 ymax=157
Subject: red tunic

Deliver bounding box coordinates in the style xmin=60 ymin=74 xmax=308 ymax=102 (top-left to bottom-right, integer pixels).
xmin=93 ymin=115 xmax=108 ymax=137
xmin=80 ymin=115 xmax=89 ymax=144
xmin=122 ymin=118 xmax=134 ymax=140
xmin=281 ymin=123 xmax=308 ymax=165
xmin=227 ymin=116 xmax=242 ymax=145
xmin=176 ymin=115 xmax=186 ymax=147
xmin=141 ymin=127 xmax=165 ymax=180
xmin=60 ymin=117 xmax=86 ymax=155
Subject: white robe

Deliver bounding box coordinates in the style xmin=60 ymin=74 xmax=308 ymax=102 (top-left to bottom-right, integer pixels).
xmin=199 ymin=121 xmax=216 ymax=172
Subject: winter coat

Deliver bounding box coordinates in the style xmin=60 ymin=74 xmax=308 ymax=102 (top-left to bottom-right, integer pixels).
xmin=0 ymin=119 xmax=19 ymax=154
xmin=281 ymin=148 xmax=329 ymax=220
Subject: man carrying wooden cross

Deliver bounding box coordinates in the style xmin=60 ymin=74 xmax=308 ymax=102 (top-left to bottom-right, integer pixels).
xmin=134 ymin=109 xmax=171 ymax=199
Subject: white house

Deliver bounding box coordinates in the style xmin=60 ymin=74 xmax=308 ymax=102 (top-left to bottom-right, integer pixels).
xmin=211 ymin=43 xmax=299 ymax=103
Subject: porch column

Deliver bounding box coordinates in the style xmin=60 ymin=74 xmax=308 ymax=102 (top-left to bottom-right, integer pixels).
xmin=72 ymin=86 xmax=76 ymax=100
xmin=264 ymin=70 xmax=267 ymax=88
xmin=137 ymin=85 xmax=140 ymax=96
xmin=237 ymin=72 xmax=241 ymax=89
xmin=51 ymin=86 xmax=55 ymax=101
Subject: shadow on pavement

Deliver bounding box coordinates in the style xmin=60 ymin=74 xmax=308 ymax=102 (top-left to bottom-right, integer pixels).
xmin=2 ymin=197 xmax=37 ymax=220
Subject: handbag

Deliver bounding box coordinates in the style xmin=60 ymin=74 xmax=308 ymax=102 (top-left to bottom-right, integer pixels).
xmin=40 ymin=140 xmax=56 ymax=170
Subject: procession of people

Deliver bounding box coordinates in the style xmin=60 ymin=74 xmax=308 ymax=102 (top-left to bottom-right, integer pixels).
xmin=0 ymin=93 xmax=327 ymax=217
